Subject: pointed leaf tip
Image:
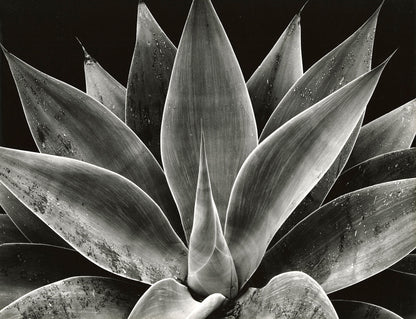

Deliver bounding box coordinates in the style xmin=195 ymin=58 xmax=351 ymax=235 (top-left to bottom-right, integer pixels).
xmin=0 ymin=43 xmax=9 ymax=55
xmin=299 ymin=0 xmax=309 ymax=15
xmin=75 ymin=36 xmax=93 ymax=61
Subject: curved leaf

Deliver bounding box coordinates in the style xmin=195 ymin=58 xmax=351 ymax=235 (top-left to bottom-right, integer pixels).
xmin=127 ymin=278 xmax=225 ymax=319
xmin=0 ymin=276 xmax=145 ymax=318
xmin=0 ymin=243 xmax=114 ymax=308
xmin=161 ymin=0 xmax=258 ymax=240
xmin=126 ymin=2 xmax=176 ymax=162
xmin=345 ymin=99 xmax=416 ymax=169
xmin=247 ymin=11 xmax=303 ymax=133
xmin=1 ymin=46 xmax=183 ymax=239
xmin=332 ymin=300 xmax=403 ymax=319
xmin=225 ymin=62 xmax=386 ymax=288
xmin=328 ymin=148 xmax=416 ymax=201
xmin=188 ymin=135 xmax=238 ymax=298
xmin=258 ymin=179 xmax=416 ymax=293
xmin=79 ymin=40 xmax=126 ymax=121
xmin=217 ymin=272 xmax=338 ymax=319
xmin=0 ymin=147 xmax=188 ymax=284
xmin=0 ymin=183 xmax=68 ymax=247
xmin=390 ymin=254 xmax=416 ymax=276
xmin=0 ymin=214 xmax=27 ymax=244
xmin=260 ymin=3 xmax=380 ymax=140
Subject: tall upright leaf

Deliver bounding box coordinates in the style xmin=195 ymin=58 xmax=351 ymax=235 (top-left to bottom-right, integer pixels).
xmin=126 ymin=2 xmax=176 ymax=162
xmin=161 ymin=0 xmax=258 ymax=240
xmin=225 ymin=63 xmax=386 ymax=288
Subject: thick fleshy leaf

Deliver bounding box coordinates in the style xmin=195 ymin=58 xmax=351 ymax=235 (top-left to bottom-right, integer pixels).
xmin=0 ymin=148 xmax=188 ymax=284
xmin=257 ymin=179 xmax=416 ymax=293
xmin=0 ymin=214 xmax=27 ymax=244
xmin=328 ymin=148 xmax=416 ymax=201
xmin=1 ymin=46 xmax=183 ymax=239
xmin=390 ymin=254 xmax=416 ymax=275
xmin=345 ymin=99 xmax=416 ymax=170
xmin=79 ymin=40 xmax=126 ymax=121
xmin=127 ymin=278 xmax=226 ymax=319
xmin=188 ymin=135 xmax=238 ymax=298
xmin=215 ymin=272 xmax=338 ymax=319
xmin=161 ymin=0 xmax=258 ymax=240
xmin=332 ymin=300 xmax=403 ymax=319
xmin=247 ymin=11 xmax=303 ymax=133
xmin=0 ymin=243 xmax=115 ymax=308
xmin=0 ymin=183 xmax=68 ymax=246
xmin=0 ymin=276 xmax=145 ymax=318
xmin=225 ymin=62 xmax=386 ymax=288
xmin=126 ymin=2 xmax=176 ymax=162
xmin=260 ymin=3 xmax=380 ymax=140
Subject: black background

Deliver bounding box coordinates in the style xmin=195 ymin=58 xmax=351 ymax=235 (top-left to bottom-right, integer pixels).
xmin=0 ymin=0 xmax=415 ymax=309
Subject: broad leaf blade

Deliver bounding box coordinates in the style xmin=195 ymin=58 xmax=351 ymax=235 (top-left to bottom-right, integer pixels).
xmin=225 ymin=63 xmax=386 ymax=288
xmin=188 ymin=135 xmax=238 ymax=298
xmin=126 ymin=2 xmax=176 ymax=162
xmin=127 ymin=278 xmax=225 ymax=319
xmin=260 ymin=3 xmax=380 ymax=140
xmin=0 ymin=184 xmax=68 ymax=247
xmin=328 ymin=148 xmax=416 ymax=201
xmin=247 ymin=12 xmax=302 ymax=133
xmin=218 ymin=272 xmax=338 ymax=319
xmin=2 ymin=47 xmax=183 ymax=239
xmin=0 ymin=276 xmax=145 ymax=319
xmin=0 ymin=243 xmax=113 ymax=308
xmin=345 ymin=99 xmax=416 ymax=169
xmin=161 ymin=0 xmax=258 ymax=240
xmin=258 ymin=179 xmax=416 ymax=293
xmin=332 ymin=300 xmax=403 ymax=319
xmin=0 ymin=214 xmax=27 ymax=244
xmin=0 ymin=148 xmax=188 ymax=284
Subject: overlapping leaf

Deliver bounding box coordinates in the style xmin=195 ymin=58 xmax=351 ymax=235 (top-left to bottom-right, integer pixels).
xmin=332 ymin=300 xmax=403 ymax=319
xmin=225 ymin=62 xmax=386 ymax=288
xmin=0 ymin=214 xmax=27 ymax=244
xmin=161 ymin=0 xmax=257 ymax=240
xmin=258 ymin=179 xmax=416 ymax=293
xmin=0 ymin=148 xmax=188 ymax=284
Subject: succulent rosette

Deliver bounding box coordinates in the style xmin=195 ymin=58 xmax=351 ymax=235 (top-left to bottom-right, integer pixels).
xmin=0 ymin=0 xmax=415 ymax=318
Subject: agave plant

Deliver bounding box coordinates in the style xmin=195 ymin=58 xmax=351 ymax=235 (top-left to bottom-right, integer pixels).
xmin=0 ymin=0 xmax=415 ymax=318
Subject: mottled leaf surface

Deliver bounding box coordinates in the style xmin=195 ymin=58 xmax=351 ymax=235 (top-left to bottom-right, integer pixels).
xmin=225 ymin=64 xmax=385 ymax=288
xmin=0 ymin=148 xmax=188 ymax=284
xmin=0 ymin=276 xmax=144 ymax=319
xmin=188 ymin=136 xmax=238 ymax=298
xmin=161 ymin=0 xmax=257 ymax=240
xmin=332 ymin=300 xmax=403 ymax=319
xmin=346 ymin=99 xmax=416 ymax=169
xmin=215 ymin=272 xmax=337 ymax=319
xmin=0 ymin=243 xmax=114 ymax=308
xmin=258 ymin=179 xmax=416 ymax=293
xmin=128 ymin=278 xmax=225 ymax=319
xmin=2 ymin=47 xmax=183 ymax=238
xmin=260 ymin=3 xmax=380 ymax=140
xmin=0 ymin=214 xmax=27 ymax=244
xmin=247 ymin=12 xmax=302 ymax=133
xmin=126 ymin=2 xmax=176 ymax=162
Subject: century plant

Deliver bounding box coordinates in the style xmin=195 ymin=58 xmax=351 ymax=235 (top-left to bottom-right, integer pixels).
xmin=0 ymin=0 xmax=415 ymax=318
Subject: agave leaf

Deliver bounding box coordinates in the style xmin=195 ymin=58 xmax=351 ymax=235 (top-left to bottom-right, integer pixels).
xmin=188 ymin=135 xmax=238 ymax=298
xmin=0 ymin=214 xmax=27 ymax=244
xmin=257 ymin=179 xmax=416 ymax=293
xmin=127 ymin=278 xmax=226 ymax=319
xmin=328 ymin=148 xmax=416 ymax=201
xmin=217 ymin=272 xmax=338 ymax=319
xmin=0 ymin=276 xmax=144 ymax=318
xmin=332 ymin=300 xmax=403 ymax=319
xmin=389 ymin=254 xmax=416 ymax=275
xmin=260 ymin=3 xmax=380 ymax=140
xmin=0 ymin=148 xmax=188 ymax=284
xmin=0 ymin=184 xmax=68 ymax=247
xmin=78 ymin=39 xmax=126 ymax=121
xmin=0 ymin=243 xmax=115 ymax=308
xmin=225 ymin=62 xmax=386 ymax=288
xmin=1 ymin=46 xmax=183 ymax=239
xmin=345 ymin=99 xmax=416 ymax=170
xmin=247 ymin=11 xmax=303 ymax=133
xmin=126 ymin=2 xmax=176 ymax=162
xmin=161 ymin=0 xmax=257 ymax=241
